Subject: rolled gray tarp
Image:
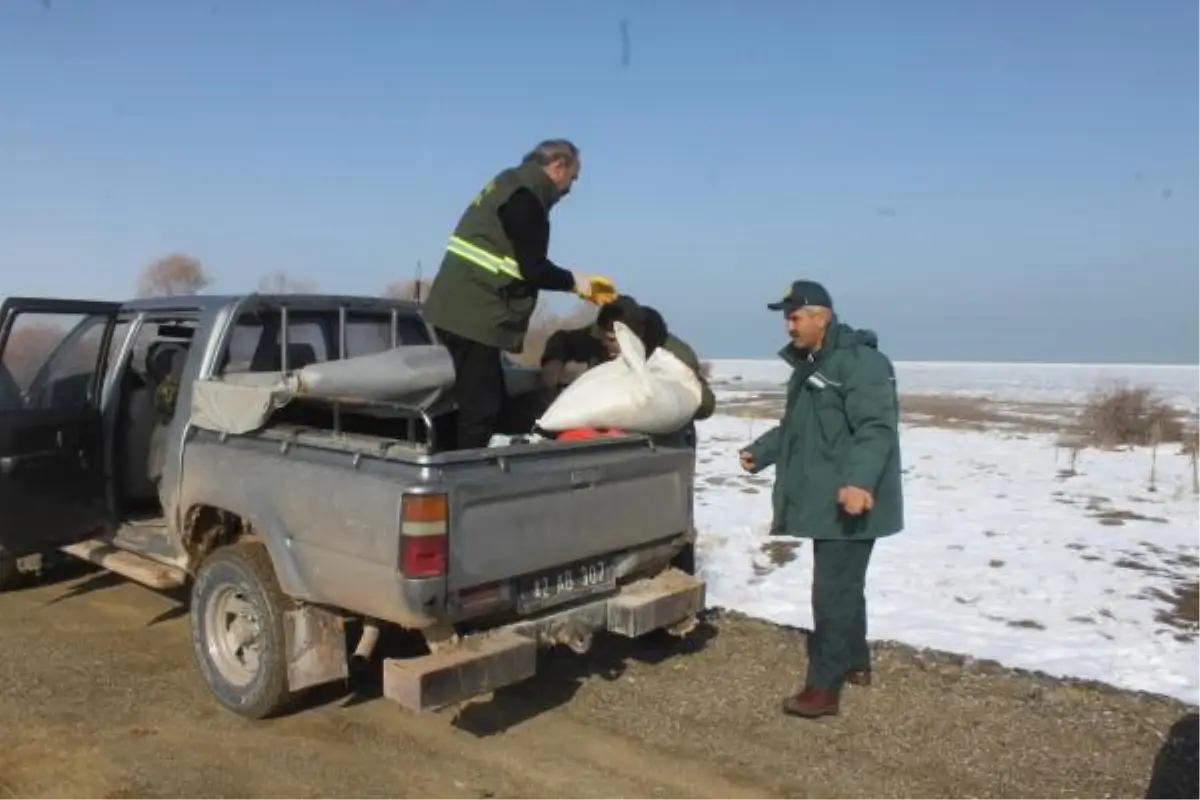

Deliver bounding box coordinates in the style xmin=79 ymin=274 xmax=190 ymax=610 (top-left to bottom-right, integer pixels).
xmin=295 ymin=344 xmax=455 ymax=402
xmin=190 ymin=345 xmax=457 ymax=435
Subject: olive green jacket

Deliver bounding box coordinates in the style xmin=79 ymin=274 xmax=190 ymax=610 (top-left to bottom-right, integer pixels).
xmin=423 ymin=161 xmax=562 ymax=353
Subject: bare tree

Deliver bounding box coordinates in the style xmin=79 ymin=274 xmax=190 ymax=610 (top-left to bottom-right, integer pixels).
xmin=257 ymin=270 xmax=318 ymax=294
xmin=136 ymin=253 xmax=211 ymax=298
xmin=382 ymin=278 xmax=433 ymax=302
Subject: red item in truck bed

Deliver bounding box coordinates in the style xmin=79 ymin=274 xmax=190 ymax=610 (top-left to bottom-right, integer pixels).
xmin=556 ymin=427 xmax=627 ymax=440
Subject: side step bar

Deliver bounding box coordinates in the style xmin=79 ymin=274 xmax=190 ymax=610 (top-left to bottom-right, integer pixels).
xmin=383 ymin=568 xmax=706 ymax=713
xmin=60 ymin=539 xmax=188 ymax=590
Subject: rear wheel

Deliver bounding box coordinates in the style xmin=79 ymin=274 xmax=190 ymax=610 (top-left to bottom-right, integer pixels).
xmin=190 ymin=542 xmax=293 ymax=719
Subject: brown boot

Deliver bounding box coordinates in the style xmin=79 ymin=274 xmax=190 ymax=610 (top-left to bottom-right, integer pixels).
xmin=781 ymin=687 xmax=840 ymax=718
xmin=845 ymin=669 xmax=872 ymax=687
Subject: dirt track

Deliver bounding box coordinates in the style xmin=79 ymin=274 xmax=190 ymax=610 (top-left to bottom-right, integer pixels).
xmin=0 ymin=564 xmax=1193 ymax=799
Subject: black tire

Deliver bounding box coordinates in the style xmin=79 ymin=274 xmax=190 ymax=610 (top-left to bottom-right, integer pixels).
xmin=190 ymin=542 xmax=293 ymax=719
xmin=671 ymin=541 xmax=696 ymax=575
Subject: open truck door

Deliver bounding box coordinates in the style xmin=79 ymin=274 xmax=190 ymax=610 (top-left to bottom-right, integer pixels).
xmin=0 ymin=298 xmax=122 ymax=567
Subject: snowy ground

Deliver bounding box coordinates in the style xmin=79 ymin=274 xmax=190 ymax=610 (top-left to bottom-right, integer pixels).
xmin=710 ymin=358 xmax=1200 ymax=410
xmin=694 ymin=360 xmax=1200 ymax=706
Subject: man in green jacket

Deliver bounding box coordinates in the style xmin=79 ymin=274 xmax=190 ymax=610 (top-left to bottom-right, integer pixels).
xmin=423 ymin=139 xmax=615 ymax=450
xmin=739 ymin=280 xmax=904 ymax=719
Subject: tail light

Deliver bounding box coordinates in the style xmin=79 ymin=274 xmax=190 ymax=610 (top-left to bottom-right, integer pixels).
xmin=400 ymin=492 xmax=448 ymax=578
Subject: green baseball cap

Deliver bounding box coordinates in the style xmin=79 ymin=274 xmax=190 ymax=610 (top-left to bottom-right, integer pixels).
xmin=767 ymin=280 xmax=834 ymax=312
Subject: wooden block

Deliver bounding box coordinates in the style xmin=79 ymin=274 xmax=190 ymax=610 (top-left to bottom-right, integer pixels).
xmin=607 ymin=568 xmax=706 ymax=638
xmin=382 ymin=631 xmax=537 ymax=713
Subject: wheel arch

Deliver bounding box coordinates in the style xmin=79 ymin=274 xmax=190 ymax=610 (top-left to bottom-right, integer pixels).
xmin=181 ymin=502 xmax=310 ymax=600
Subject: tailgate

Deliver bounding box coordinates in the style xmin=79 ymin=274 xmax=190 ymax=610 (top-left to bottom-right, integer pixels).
xmin=444 ymin=441 xmax=693 ymax=591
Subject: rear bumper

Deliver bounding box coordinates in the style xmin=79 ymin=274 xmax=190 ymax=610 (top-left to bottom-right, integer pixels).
xmin=382 ymin=568 xmax=705 ymax=712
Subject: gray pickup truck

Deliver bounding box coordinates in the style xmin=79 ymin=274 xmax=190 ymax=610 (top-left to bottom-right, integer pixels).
xmin=0 ymin=293 xmax=703 ymax=719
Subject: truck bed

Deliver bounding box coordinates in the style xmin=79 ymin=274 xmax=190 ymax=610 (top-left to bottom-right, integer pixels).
xmin=184 ymin=419 xmax=695 ymax=627
xmin=263 ymin=421 xmax=693 ymax=583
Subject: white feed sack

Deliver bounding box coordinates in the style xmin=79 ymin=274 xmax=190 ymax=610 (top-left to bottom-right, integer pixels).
xmin=536 ymin=321 xmax=703 ymax=434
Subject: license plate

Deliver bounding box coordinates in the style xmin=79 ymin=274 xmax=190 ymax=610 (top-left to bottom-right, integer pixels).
xmin=516 ymin=559 xmax=615 ymax=615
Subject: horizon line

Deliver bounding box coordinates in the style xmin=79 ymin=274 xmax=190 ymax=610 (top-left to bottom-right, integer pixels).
xmin=705 ymin=357 xmax=1199 ymax=369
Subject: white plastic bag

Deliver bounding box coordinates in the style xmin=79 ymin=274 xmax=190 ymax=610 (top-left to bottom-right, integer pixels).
xmin=536 ymin=321 xmax=703 ymax=434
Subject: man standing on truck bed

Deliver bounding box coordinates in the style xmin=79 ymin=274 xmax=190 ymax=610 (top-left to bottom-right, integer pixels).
xmin=423 ymin=139 xmax=617 ymax=450
xmin=738 ymin=280 xmax=904 ymax=719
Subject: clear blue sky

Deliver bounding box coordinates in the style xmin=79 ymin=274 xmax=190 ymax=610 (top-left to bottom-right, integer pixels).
xmin=1 ymin=0 xmax=1196 ymax=363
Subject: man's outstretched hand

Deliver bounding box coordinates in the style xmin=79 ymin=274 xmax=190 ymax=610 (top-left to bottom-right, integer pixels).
xmin=573 ymin=273 xmax=618 ymax=305
xmin=838 ymin=486 xmax=874 ymax=516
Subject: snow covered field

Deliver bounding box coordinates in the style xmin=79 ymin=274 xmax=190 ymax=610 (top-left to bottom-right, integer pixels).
xmin=710 ymin=358 xmax=1200 ymax=410
xmin=694 ymin=360 xmax=1200 ymax=706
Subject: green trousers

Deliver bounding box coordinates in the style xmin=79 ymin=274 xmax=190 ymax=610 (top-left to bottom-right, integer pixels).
xmin=805 ymin=538 xmax=876 ymax=690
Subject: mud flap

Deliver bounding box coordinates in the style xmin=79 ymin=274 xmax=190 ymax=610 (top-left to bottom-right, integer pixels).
xmin=284 ymin=605 xmax=349 ymax=693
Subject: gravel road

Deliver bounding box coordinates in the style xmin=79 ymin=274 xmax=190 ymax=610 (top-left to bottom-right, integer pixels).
xmin=0 ymin=565 xmax=1192 ymax=799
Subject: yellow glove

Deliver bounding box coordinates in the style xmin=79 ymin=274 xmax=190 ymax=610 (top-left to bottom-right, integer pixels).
xmin=573 ymin=273 xmax=619 ymax=305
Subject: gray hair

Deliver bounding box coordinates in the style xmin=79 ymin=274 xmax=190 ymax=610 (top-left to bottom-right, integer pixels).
xmin=523 ymin=139 xmax=580 ymax=167
xmin=799 ymin=305 xmax=833 ymax=322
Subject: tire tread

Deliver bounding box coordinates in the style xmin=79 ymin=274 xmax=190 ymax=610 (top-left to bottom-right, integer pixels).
xmin=190 ymin=541 xmax=294 ymax=719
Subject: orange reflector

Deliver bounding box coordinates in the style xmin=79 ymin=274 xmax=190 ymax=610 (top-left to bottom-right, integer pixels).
xmin=402 ymin=493 xmax=447 ymax=524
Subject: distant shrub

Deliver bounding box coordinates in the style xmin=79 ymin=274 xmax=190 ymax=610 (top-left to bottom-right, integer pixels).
xmin=136 ymin=252 xmax=210 ymax=298
xmin=1080 ymin=383 xmax=1186 ymax=448
xmin=699 ymin=360 xmax=712 ymax=379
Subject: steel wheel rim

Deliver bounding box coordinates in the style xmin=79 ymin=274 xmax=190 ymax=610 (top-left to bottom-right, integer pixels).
xmin=205 ymin=583 xmax=263 ymax=687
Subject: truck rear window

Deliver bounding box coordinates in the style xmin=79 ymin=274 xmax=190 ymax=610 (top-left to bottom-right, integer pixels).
xmin=221 ymin=308 xmax=430 ymax=374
